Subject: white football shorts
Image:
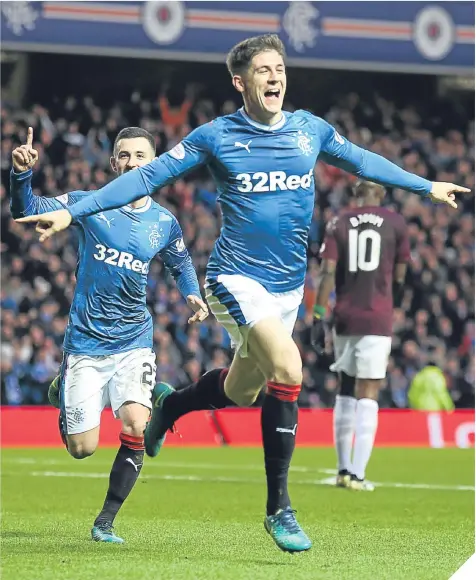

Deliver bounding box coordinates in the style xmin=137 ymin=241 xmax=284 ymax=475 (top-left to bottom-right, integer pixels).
xmin=205 ymin=274 xmax=304 ymax=357
xmin=330 ymin=332 xmax=392 ymax=380
xmin=59 ymin=347 xmax=156 ymax=435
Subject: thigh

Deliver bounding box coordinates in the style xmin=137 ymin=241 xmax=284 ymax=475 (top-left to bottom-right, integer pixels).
xmin=246 ymin=316 xmax=302 ymax=382
xmin=108 ymin=348 xmax=157 ymax=417
xmin=205 ymin=274 xmax=279 ymax=358
xmin=355 ymin=336 xmax=392 ymax=380
xmin=224 ymin=350 xmax=266 ymax=405
xmin=330 ymin=333 xmax=358 ymax=378
xmin=60 ymin=353 xmax=112 ymax=436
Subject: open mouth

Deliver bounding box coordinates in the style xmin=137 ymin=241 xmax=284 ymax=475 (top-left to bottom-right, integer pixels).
xmin=264 ymin=88 xmax=281 ymax=100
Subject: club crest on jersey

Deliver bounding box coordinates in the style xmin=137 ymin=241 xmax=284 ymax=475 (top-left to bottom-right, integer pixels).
xmin=175 ymin=237 xmax=186 ymax=252
xmin=148 ymin=223 xmax=163 ymax=248
xmin=295 ymin=130 xmax=313 ymax=156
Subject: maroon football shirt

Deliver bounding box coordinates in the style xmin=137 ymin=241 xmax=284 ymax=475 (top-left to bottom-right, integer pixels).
xmin=320 ymin=206 xmax=410 ymax=336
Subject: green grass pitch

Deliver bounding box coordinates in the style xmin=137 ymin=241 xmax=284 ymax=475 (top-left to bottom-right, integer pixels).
xmin=1 ymin=447 xmax=474 ymax=580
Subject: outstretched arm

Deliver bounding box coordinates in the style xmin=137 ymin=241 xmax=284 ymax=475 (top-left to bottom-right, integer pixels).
xmin=316 ymin=118 xmax=470 ymax=207
xmin=16 ymin=122 xmax=217 ymax=240
xmin=67 ymin=123 xmax=215 ymax=221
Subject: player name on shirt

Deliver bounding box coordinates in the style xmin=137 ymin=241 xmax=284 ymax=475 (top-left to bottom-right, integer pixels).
xmin=349 ymin=213 xmax=385 ymax=228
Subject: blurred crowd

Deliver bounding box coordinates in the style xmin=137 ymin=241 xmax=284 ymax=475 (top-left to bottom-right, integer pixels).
xmin=1 ymin=87 xmax=474 ymax=409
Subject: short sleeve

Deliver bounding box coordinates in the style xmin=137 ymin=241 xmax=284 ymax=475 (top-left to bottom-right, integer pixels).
xmin=319 ymin=216 xmax=339 ymax=261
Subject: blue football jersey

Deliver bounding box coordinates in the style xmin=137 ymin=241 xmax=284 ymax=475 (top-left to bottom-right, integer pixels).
xmin=68 ymin=108 xmax=432 ymax=293
xmin=10 ymin=169 xmax=200 ymax=355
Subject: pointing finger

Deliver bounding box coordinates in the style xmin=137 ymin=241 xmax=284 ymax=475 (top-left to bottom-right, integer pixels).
xmin=15 ymin=215 xmax=44 ymax=223
xmin=16 ymin=215 xmax=42 ymax=223
xmin=451 ymin=185 xmax=471 ymax=194
xmin=26 ymin=127 xmax=33 ymax=148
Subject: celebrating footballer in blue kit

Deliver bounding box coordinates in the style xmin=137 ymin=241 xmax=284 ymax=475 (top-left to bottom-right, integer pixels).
xmin=18 ymin=34 xmax=470 ymax=553
xmin=10 ymin=127 xmax=208 ymax=544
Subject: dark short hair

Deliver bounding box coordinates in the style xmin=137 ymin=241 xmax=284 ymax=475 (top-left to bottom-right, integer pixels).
xmin=113 ymin=127 xmax=155 ymax=156
xmin=226 ymin=34 xmax=286 ymax=76
xmin=352 ymin=180 xmax=386 ymax=199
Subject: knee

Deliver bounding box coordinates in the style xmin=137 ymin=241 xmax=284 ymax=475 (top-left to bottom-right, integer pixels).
xmin=355 ymin=380 xmax=381 ymax=401
xmin=67 ymin=441 xmax=96 ymax=460
xmin=224 ymin=376 xmax=264 ymax=407
xmin=228 ymin=388 xmax=261 ymax=408
xmin=267 ymin=348 xmax=303 ymax=386
xmin=121 ymin=418 xmax=148 ymax=439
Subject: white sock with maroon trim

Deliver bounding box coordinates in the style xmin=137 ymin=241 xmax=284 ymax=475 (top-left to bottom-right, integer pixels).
xmin=352 ymin=398 xmax=379 ymax=480
xmin=333 ymin=395 xmax=357 ymax=473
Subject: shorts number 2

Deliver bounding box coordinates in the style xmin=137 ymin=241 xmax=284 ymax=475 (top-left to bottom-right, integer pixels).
xmin=142 ymin=362 xmax=154 ymax=387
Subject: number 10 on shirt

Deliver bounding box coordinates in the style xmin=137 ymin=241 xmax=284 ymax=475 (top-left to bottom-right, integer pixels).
xmin=348 ymin=230 xmax=382 ymax=273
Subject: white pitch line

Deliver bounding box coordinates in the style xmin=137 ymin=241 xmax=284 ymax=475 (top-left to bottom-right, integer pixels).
xmin=315 ymin=476 xmax=474 ymax=492
xmin=28 ymin=471 xmax=475 ymax=492
xmin=5 ymin=457 xmax=472 ymax=490
xmin=4 ymin=457 xmax=325 ymax=473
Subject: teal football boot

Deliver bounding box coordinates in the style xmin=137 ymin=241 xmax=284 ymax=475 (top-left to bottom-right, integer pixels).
xmin=91 ymin=523 xmax=124 ymax=544
xmin=48 ymin=375 xmax=61 ymax=409
xmin=264 ymin=508 xmax=312 ymax=553
xmin=144 ymin=382 xmax=176 ymax=458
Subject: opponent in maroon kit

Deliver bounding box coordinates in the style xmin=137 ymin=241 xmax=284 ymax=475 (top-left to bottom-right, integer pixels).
xmin=312 ymin=180 xmax=410 ymax=490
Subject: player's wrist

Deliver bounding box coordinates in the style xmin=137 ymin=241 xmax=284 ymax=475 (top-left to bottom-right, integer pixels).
xmin=423 ymin=181 xmax=435 ymax=197
xmin=313 ymin=305 xmax=326 ymax=320
xmin=11 ymin=165 xmax=32 ymax=177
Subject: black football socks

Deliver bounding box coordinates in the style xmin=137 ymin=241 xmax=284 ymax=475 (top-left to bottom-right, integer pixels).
xmin=94 ymin=433 xmax=144 ymax=527
xmin=262 ymin=382 xmax=301 ymax=515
